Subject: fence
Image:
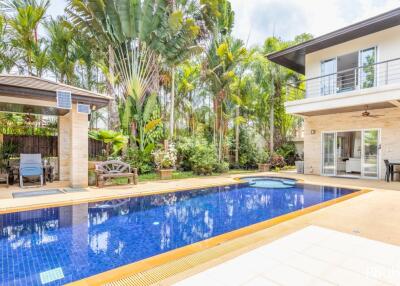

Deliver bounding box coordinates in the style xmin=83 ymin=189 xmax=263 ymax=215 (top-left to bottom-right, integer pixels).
xmin=2 ymin=135 xmax=105 ymax=158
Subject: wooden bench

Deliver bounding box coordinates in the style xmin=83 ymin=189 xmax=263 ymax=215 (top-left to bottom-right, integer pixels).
xmin=95 ymin=160 xmax=138 ymax=188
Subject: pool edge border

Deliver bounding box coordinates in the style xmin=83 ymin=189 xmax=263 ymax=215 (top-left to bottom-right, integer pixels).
xmin=0 ymin=180 xmax=245 ymax=215
xmin=66 ymin=188 xmax=372 ymax=286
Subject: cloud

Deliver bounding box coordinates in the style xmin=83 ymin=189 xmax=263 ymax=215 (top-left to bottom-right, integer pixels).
xmin=230 ymin=0 xmax=400 ymax=46
xmin=45 ymin=0 xmax=400 ymax=47
xmin=250 ymin=0 xmax=307 ymax=41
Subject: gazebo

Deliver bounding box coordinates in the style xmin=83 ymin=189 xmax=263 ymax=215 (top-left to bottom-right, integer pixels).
xmin=0 ymin=75 xmax=110 ymax=187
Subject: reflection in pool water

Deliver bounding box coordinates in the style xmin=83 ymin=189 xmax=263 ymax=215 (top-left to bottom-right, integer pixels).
xmin=0 ymin=179 xmax=357 ymax=285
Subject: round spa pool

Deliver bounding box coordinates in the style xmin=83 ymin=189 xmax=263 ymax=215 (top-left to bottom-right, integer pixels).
xmin=242 ymin=176 xmax=297 ymax=189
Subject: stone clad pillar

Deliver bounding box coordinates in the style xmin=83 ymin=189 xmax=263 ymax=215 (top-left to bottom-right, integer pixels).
xmin=59 ymin=104 xmax=88 ymax=187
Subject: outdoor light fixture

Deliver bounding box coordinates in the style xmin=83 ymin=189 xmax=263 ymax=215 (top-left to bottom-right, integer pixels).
xmin=311 ymin=130 xmax=316 ymax=134
xmin=77 ymin=103 xmax=91 ymax=114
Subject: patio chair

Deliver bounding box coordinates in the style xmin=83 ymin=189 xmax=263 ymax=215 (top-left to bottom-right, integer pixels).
xmin=19 ymin=154 xmax=44 ymax=188
xmin=384 ymin=160 xmax=400 ymax=182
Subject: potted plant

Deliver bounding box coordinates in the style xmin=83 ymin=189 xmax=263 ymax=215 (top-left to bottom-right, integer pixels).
xmin=153 ymin=144 xmax=177 ymax=180
xmin=257 ymin=150 xmax=270 ymax=172
xmin=0 ymin=142 xmax=16 ymax=171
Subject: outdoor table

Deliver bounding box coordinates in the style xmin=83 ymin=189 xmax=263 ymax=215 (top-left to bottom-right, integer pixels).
xmin=0 ymin=173 xmax=8 ymax=187
xmin=389 ymin=160 xmax=400 ymax=181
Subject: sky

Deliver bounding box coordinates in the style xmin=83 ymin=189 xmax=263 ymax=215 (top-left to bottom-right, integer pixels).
xmin=47 ymin=0 xmax=400 ymax=46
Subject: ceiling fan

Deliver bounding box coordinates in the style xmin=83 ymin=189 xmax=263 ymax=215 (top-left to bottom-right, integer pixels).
xmin=352 ymin=105 xmax=384 ymax=118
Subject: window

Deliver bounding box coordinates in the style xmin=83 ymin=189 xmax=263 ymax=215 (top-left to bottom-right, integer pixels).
xmin=359 ymin=47 xmax=377 ymax=89
xmin=320 ymin=58 xmax=336 ymax=96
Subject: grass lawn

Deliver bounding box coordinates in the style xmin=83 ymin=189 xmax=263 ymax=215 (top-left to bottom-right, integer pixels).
xmin=109 ymin=169 xmax=257 ymax=185
xmin=108 ymin=166 xmax=296 ymax=185
xmin=138 ymin=169 xmax=257 ymax=182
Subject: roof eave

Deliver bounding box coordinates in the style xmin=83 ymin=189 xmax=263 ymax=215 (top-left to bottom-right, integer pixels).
xmin=266 ymin=7 xmax=400 ymax=74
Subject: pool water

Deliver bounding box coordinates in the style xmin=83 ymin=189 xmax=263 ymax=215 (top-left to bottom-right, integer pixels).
xmin=243 ymin=177 xmax=297 ymax=189
xmin=0 ymin=177 xmax=358 ymax=285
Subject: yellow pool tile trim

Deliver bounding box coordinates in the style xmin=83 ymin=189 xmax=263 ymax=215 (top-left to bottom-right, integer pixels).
xmin=66 ymin=188 xmax=371 ymax=286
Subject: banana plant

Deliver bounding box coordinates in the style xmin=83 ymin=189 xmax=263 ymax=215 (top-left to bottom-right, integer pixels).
xmin=119 ymin=92 xmax=163 ymax=152
xmin=88 ymin=130 xmax=128 ymax=157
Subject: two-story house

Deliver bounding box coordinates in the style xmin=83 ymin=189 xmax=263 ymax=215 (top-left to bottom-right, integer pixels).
xmin=268 ymin=8 xmax=400 ymax=180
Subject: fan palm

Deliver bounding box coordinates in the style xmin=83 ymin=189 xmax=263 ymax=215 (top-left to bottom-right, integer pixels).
xmin=67 ymin=0 xmax=168 ymax=136
xmin=67 ymin=0 xmax=210 ymax=144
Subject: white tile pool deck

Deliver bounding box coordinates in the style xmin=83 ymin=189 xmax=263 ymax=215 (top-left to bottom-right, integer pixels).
xmin=175 ymin=226 xmax=400 ymax=286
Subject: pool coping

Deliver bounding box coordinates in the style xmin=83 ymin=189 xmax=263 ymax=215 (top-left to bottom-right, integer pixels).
xmin=0 ymin=180 xmax=245 ymax=215
xmin=60 ymin=183 xmax=371 ymax=285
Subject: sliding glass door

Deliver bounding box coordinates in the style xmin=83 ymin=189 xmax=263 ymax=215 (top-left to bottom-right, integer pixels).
xmin=322 ymin=129 xmax=380 ymax=179
xmin=362 ymin=130 xmax=379 ymax=178
xmin=322 ymin=133 xmax=336 ymax=175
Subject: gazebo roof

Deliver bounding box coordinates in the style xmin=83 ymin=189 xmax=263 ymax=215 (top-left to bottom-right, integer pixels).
xmin=0 ymin=75 xmax=111 ymax=115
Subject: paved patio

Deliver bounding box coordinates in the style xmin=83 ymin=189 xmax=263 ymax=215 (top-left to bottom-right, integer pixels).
xmin=175 ymin=226 xmax=400 ymax=286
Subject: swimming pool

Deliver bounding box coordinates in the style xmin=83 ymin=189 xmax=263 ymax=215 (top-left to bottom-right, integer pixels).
xmin=0 ymin=177 xmax=359 ymax=285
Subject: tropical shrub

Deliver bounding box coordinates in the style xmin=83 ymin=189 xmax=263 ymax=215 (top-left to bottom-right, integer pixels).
xmin=214 ymin=161 xmax=229 ymax=174
xmin=0 ymin=142 xmax=17 ymax=171
xmin=88 ymin=130 xmax=128 ymax=157
xmin=270 ymin=153 xmax=286 ymax=169
xmin=238 ymin=128 xmax=259 ymax=169
xmin=188 ymin=142 xmax=218 ymax=175
xmin=124 ymin=145 xmax=155 ymax=174
xmin=256 ymin=150 xmax=270 ymax=164
xmin=175 ymin=137 xmax=198 ymax=171
xmin=152 ymin=144 xmax=177 ymax=170
xmin=276 ymin=142 xmax=296 ymax=165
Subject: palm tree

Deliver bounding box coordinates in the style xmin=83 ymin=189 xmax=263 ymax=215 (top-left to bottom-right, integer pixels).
xmin=158 ymin=0 xmax=207 ymax=139
xmin=68 ymin=0 xmax=176 ymax=150
xmin=0 ymin=13 xmax=17 ymax=73
xmin=201 ymin=0 xmax=245 ymax=162
xmin=263 ymin=34 xmax=312 ymax=152
xmin=31 ymin=40 xmax=49 ymax=77
xmin=2 ymin=0 xmax=50 ymax=75
xmin=74 ymin=31 xmax=98 ymax=90
xmin=204 ymin=36 xmax=247 ymax=162
xmin=45 ymin=17 xmax=77 ymax=84
xmin=175 ymin=60 xmax=201 ymax=135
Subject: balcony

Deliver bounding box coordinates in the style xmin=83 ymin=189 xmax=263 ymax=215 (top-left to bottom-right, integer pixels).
xmin=286 ymin=58 xmax=400 ymax=116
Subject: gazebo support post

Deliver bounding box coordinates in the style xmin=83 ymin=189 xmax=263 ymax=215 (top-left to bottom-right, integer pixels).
xmin=59 ymin=103 xmax=89 ymax=188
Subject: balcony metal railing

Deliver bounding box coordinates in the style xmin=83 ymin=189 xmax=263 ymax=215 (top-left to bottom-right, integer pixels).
xmin=286 ymin=57 xmax=400 ymax=101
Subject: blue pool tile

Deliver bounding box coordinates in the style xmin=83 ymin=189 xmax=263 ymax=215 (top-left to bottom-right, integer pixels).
xmin=0 ymin=178 xmax=358 ymax=285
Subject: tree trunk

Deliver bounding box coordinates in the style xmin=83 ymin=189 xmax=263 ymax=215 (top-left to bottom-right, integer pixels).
xmin=169 ymin=67 xmax=175 ymax=139
xmin=269 ymin=96 xmax=275 ymax=153
xmin=235 ymin=106 xmax=240 ymax=165
xmin=218 ymin=104 xmax=223 ymax=162
xmin=107 ymin=45 xmax=120 ymax=130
